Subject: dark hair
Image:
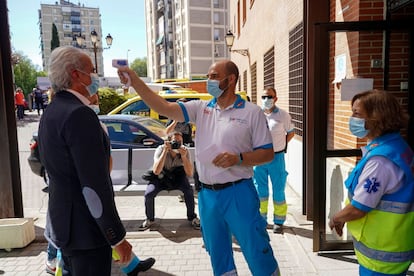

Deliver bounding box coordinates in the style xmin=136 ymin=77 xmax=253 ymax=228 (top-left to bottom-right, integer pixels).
xmin=351 ymin=89 xmax=409 ymax=137
xmin=168 ymin=131 xmax=183 ymax=140
xmin=264 ymin=87 xmax=277 ymax=97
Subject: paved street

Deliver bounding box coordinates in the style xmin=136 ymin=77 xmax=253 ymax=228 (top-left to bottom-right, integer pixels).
xmin=1 ymin=111 xmax=412 ymax=275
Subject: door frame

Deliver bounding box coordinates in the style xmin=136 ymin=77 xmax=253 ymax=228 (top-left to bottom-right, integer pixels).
xmin=309 ymin=19 xmax=414 ymax=252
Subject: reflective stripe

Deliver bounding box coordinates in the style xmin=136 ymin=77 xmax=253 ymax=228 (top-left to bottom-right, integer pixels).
xmin=348 ymin=193 xmax=414 ymax=214
xmin=376 ymin=200 xmax=414 ymax=214
xmin=353 ymin=238 xmax=414 ymax=262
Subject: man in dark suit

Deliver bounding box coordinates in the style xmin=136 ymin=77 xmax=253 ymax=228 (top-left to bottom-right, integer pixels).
xmin=38 ymin=46 xmax=154 ymax=276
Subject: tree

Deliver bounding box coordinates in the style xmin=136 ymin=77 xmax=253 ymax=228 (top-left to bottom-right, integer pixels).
xmin=130 ymin=57 xmax=147 ymax=77
xmin=51 ymin=23 xmax=60 ymax=51
xmin=97 ymin=87 xmax=127 ymax=114
xmin=12 ymin=52 xmax=39 ymax=96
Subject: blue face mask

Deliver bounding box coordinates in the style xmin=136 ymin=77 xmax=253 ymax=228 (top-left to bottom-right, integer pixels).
xmin=86 ymin=73 xmax=100 ymax=96
xmin=349 ymin=117 xmax=369 ymax=138
xmin=207 ymin=78 xmax=227 ymax=98
xmin=79 ymin=70 xmax=100 ymax=96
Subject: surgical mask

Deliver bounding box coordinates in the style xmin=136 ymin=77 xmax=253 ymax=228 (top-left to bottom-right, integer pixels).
xmin=262 ymin=98 xmax=274 ymax=110
xmin=207 ymin=79 xmax=226 ymax=98
xmin=349 ymin=117 xmax=369 ymax=138
xmin=89 ymin=104 xmax=100 ymax=114
xmin=79 ymin=70 xmax=100 ymax=96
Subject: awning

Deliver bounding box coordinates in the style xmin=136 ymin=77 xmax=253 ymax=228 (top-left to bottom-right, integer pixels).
xmin=155 ymin=34 xmax=164 ymax=46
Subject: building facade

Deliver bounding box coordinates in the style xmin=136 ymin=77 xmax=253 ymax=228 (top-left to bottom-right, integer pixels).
xmin=145 ymin=0 xmax=231 ymax=81
xmin=39 ymin=0 xmax=105 ymax=75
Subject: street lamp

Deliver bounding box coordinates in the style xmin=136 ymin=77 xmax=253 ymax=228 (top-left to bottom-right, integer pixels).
xmin=76 ymin=30 xmax=113 ymax=74
xmin=225 ymin=30 xmax=250 ymax=57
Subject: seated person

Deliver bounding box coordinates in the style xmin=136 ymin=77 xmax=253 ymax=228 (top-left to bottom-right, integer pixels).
xmin=165 ymin=98 xmax=194 ymax=147
xmin=139 ymin=131 xmax=200 ymax=231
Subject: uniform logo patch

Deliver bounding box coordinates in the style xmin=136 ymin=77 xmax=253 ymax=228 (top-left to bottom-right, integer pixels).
xmin=363 ymin=177 xmax=380 ymax=193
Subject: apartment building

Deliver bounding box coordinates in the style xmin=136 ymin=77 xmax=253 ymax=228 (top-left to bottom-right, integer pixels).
xmin=145 ymin=0 xmax=231 ymax=81
xmin=39 ymin=0 xmax=105 ymax=75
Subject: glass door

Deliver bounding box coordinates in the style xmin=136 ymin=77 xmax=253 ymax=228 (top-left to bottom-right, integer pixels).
xmin=310 ymin=19 xmax=413 ymax=252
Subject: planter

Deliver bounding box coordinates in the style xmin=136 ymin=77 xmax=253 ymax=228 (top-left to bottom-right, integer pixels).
xmin=0 ymin=218 xmax=35 ymax=251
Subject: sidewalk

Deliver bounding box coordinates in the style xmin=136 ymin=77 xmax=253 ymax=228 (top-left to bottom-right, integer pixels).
xmin=1 ymin=182 xmax=362 ymax=276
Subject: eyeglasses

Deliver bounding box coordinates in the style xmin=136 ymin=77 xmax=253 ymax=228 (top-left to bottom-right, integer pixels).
xmin=261 ymin=95 xmax=274 ymax=100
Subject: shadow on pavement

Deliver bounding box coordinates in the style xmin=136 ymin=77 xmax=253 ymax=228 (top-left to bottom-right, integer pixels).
xmin=0 ymin=241 xmax=47 ymax=257
xmin=16 ymin=112 xmax=41 ymax=126
xmin=288 ymin=225 xmax=313 ymax=239
xmin=123 ymin=218 xmax=202 ymax=243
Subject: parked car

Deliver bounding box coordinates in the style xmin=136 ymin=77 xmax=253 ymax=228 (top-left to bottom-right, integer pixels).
xmin=107 ymin=90 xmax=212 ymax=122
xmin=27 ymin=114 xmax=168 ymax=185
xmin=108 ymin=90 xmax=250 ymax=122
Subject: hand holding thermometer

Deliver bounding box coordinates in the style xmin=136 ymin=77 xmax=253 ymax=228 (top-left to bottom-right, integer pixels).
xmin=112 ymin=59 xmax=131 ymax=87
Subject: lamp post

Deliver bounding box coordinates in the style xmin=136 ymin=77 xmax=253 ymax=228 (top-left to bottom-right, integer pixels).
xmin=76 ymin=30 xmax=113 ymax=74
xmin=225 ymin=30 xmax=250 ymax=57
xmin=225 ymin=30 xmax=252 ymax=101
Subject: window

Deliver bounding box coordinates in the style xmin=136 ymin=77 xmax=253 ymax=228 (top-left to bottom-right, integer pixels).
xmin=250 ymin=62 xmax=257 ymax=103
xmin=214 ymin=29 xmax=220 ymax=41
xmin=288 ymin=22 xmax=304 ymax=136
xmin=263 ymin=46 xmax=275 ymax=89
xmin=242 ymin=0 xmax=247 ymax=25
xmin=120 ymin=100 xmax=150 ymax=117
xmin=243 ymin=70 xmax=247 ymax=91
xmin=237 ymin=1 xmax=240 ymax=36
xmin=214 ymin=12 xmax=219 ymax=24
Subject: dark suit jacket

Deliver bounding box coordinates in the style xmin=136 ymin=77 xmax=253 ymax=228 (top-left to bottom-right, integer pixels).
xmin=38 ymin=91 xmax=125 ymax=251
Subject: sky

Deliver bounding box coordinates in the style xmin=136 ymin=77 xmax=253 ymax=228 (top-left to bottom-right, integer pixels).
xmin=7 ymin=0 xmax=147 ymax=77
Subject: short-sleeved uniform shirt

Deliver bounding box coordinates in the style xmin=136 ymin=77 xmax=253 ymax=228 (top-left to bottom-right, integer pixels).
xmin=351 ymin=147 xmax=404 ymax=212
xmin=180 ymin=95 xmax=273 ymax=184
xmin=265 ymin=107 xmax=294 ymax=152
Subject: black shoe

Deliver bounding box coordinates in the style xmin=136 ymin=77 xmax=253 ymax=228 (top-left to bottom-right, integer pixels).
xmin=127 ymin=257 xmax=156 ymax=276
xmin=273 ymin=224 xmax=284 ymax=234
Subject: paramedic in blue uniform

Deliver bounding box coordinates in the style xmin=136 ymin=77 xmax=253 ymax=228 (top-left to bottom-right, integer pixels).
xmin=253 ymin=87 xmax=295 ymax=234
xmin=329 ymin=90 xmax=414 ymax=275
xmin=117 ymin=60 xmax=280 ymax=276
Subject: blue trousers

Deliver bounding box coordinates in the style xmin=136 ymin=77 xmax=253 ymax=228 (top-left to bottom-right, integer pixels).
xmin=253 ymin=152 xmax=288 ymax=225
xmin=198 ymin=179 xmax=279 ymax=276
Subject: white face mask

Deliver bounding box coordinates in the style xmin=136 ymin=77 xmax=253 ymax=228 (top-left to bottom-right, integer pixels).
xmin=261 ymin=98 xmax=274 ymax=110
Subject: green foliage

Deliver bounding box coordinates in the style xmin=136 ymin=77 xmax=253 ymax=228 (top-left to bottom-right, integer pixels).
xmin=13 ymin=52 xmax=39 ymax=96
xmin=130 ymin=57 xmax=147 ymax=77
xmin=51 ymin=24 xmax=60 ymax=51
xmin=98 ymin=87 xmax=127 ymax=114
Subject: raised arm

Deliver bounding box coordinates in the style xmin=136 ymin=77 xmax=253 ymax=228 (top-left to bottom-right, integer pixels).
xmin=117 ymin=67 xmax=184 ymax=121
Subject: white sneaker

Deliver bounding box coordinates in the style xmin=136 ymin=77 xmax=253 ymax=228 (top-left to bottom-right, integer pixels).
xmin=45 ymin=258 xmax=56 ymax=275
xmin=138 ymin=219 xmax=154 ymax=231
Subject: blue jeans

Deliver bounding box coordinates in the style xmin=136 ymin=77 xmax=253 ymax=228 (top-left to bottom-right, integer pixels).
xmin=47 ymin=243 xmax=71 ymax=275
xmin=47 ymin=242 xmax=57 ymax=261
